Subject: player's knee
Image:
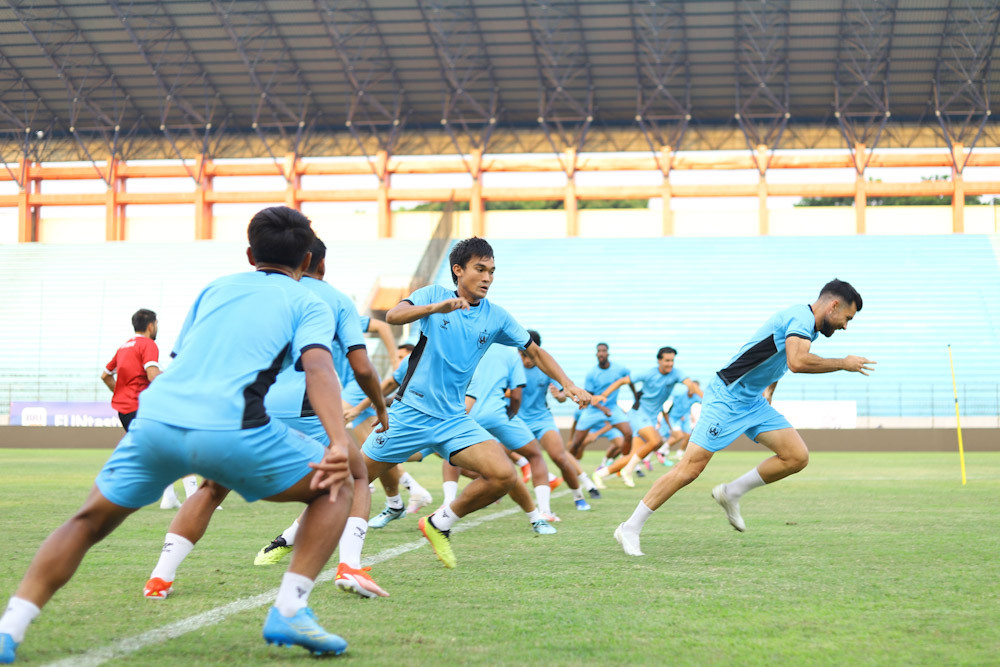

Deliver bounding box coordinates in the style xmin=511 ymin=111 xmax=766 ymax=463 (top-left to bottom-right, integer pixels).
xmin=495 ymin=465 xmax=518 ymax=492
xmin=674 ymin=461 xmax=704 ymax=486
xmin=786 ymin=449 xmax=809 ymax=473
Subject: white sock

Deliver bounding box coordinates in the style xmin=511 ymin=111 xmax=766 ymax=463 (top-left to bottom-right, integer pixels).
xmin=726 ymin=467 xmax=766 ymax=500
xmin=578 ymin=472 xmax=595 ymax=491
xmin=623 ymin=501 xmax=654 ymax=533
xmin=526 ymin=508 xmax=542 ymax=523
xmin=534 ymin=485 xmax=552 ymax=515
xmin=274 ymin=572 xmax=313 ymax=618
xmin=161 ymin=484 xmax=179 ymax=505
xmin=442 ymin=481 xmax=458 ymax=506
xmin=399 ymin=472 xmax=414 ymax=491
xmin=280 ymin=519 xmax=300 ymax=546
xmin=430 ymin=504 xmax=458 ymax=531
xmin=572 ymin=488 xmax=584 ymax=500
xmin=513 ymin=456 xmax=529 ymax=468
xmin=150 ymin=533 xmax=194 ymax=582
xmin=338 ymin=517 xmax=367 ymax=569
xmin=0 ymin=597 xmax=40 ymax=643
xmin=181 ymin=475 xmax=199 ymax=499
xmin=622 ymin=454 xmax=640 ymax=474
xmin=386 ymin=494 xmax=404 ymax=510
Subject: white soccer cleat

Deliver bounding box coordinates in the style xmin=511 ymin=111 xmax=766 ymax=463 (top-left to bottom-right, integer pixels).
xmin=712 ymin=484 xmax=746 ymax=532
xmin=620 ymin=469 xmax=636 ymax=488
xmin=592 ymin=470 xmax=607 ymax=490
xmin=614 ymin=523 xmax=644 ymax=556
xmin=159 ymin=496 xmax=180 ymax=510
xmin=406 ymin=490 xmax=433 ymax=515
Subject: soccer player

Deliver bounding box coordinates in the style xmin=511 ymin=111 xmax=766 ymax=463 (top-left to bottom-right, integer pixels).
xmin=465 ymin=344 xmax=557 ymax=529
xmin=595 ymin=347 xmax=701 ymax=487
xmin=0 ymin=207 xmax=357 ymax=662
xmin=614 ymin=280 xmax=874 ymax=556
xmin=142 ymin=237 xmax=391 ymax=600
xmin=567 ymin=343 xmax=634 ymax=462
xmin=662 ymin=380 xmax=702 ymax=459
xmin=101 ymin=310 xmax=198 ymax=509
xmin=359 ymin=237 xmax=590 ymax=568
xmin=517 ymin=330 xmax=601 ymax=507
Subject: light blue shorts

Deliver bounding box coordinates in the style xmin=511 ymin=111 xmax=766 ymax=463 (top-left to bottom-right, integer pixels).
xmin=605 ymin=427 xmax=624 ymax=442
xmin=673 ymin=415 xmax=694 ymax=434
xmin=475 ymin=412 xmax=535 ymax=450
xmin=576 ymin=404 xmax=629 ymax=433
xmin=690 ymin=379 xmax=791 ymax=452
xmin=627 ymin=409 xmax=656 ymax=433
xmin=280 ymin=415 xmax=330 ymax=445
xmin=362 ymin=402 xmax=494 ymax=464
xmin=96 ymin=417 xmax=325 ymax=508
xmin=522 ymin=412 xmax=559 ymax=441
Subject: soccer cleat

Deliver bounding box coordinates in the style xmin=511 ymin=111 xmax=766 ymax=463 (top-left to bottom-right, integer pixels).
xmin=418 ymin=515 xmax=456 ymax=569
xmin=369 ymin=504 xmax=406 ymax=529
xmin=0 ymin=633 xmax=17 ymax=664
xmin=143 ymin=577 xmax=173 ymax=599
xmin=548 ymin=476 xmax=563 ymax=491
xmin=634 ymin=466 xmax=646 ymax=478
xmin=254 ymin=535 xmax=292 ymax=566
xmin=614 ymin=523 xmax=645 ymax=556
xmin=620 ymin=469 xmax=636 ymax=488
xmin=334 ymin=563 xmax=389 ymax=598
xmin=520 ymin=464 xmax=531 ymax=484
xmin=159 ymin=496 xmax=180 ymax=510
xmin=531 ymin=519 xmax=557 ymax=535
xmin=587 ymin=487 xmax=602 ymax=499
xmin=541 ymin=512 xmax=561 ymax=523
xmin=643 ymin=458 xmax=654 ymax=471
xmin=656 ymin=451 xmax=667 ymax=466
xmin=712 ymin=484 xmax=746 ymax=532
xmin=406 ymin=490 xmax=433 ymax=514
xmin=262 ymin=606 xmax=347 ymax=656
xmin=574 ymin=498 xmax=592 ymax=511
xmin=592 ymin=472 xmax=607 ymax=490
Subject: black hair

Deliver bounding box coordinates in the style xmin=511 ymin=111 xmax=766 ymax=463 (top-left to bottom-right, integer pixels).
xmin=820 ymin=279 xmax=863 ymax=312
xmin=307 ymin=237 xmax=326 ymax=273
xmin=449 ymin=237 xmax=494 ymax=284
xmin=527 ymin=329 xmax=542 ymax=347
xmin=657 ymin=346 xmax=678 ymax=359
xmin=399 ymin=343 xmax=415 ymax=352
xmin=596 ymin=342 xmax=608 ymax=350
xmin=132 ymin=308 xmax=157 ymax=332
xmin=247 ymin=206 xmax=315 ymax=270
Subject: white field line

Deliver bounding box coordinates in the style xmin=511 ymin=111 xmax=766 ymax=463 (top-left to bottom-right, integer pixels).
xmin=45 ymin=490 xmax=570 ymax=667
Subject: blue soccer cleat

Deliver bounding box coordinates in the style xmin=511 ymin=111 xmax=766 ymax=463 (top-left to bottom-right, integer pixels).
xmin=262 ymin=606 xmax=347 ymax=656
xmin=0 ymin=633 xmax=17 ymax=664
xmin=574 ymin=498 xmax=592 ymax=511
xmin=368 ymin=504 xmax=406 ymax=529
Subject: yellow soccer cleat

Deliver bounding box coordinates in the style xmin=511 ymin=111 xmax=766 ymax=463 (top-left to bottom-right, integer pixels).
xmin=254 ymin=536 xmax=293 ymax=566
xmin=418 ymin=515 xmax=456 ymax=569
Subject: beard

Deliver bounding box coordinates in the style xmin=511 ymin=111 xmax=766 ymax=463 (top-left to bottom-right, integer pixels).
xmin=819 ymin=319 xmax=835 ymax=337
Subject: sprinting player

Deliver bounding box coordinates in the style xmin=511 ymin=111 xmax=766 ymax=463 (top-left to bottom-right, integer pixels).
xmin=142 ymin=237 xmax=390 ymax=600
xmin=360 ymin=237 xmax=590 ymax=568
xmin=341 ymin=315 xmax=398 ymax=437
xmin=0 ymin=207 xmax=357 ymax=662
xmin=567 ymin=343 xmax=634 ymax=463
xmin=595 ymin=347 xmax=701 ymax=487
xmin=101 ymin=310 xmax=198 ymax=509
xmin=465 ymin=344 xmax=557 ymax=529
xmin=662 ymin=380 xmax=702 ymax=460
xmin=614 ymin=280 xmax=873 ymax=556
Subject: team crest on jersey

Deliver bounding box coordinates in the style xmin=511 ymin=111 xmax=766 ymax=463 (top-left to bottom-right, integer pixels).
xmin=477 ymin=329 xmax=489 ymax=348
xmin=708 ymin=423 xmax=721 ymax=438
xmin=440 ymin=318 xmax=450 ymax=330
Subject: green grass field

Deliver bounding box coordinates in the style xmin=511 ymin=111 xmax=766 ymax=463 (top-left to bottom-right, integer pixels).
xmin=1 ymin=449 xmax=998 ymax=665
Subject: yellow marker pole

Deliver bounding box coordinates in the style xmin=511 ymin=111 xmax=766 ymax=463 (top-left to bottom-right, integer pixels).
xmin=947 ymin=345 xmax=967 ymax=485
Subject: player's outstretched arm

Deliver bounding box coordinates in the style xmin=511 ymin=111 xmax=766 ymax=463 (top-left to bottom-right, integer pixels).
xmin=682 ymin=377 xmax=703 ymax=397
xmin=366 ymin=318 xmax=399 ymax=369
xmin=385 ymin=297 xmax=470 ymax=325
xmin=599 ymin=376 xmax=632 ymax=402
xmin=524 ymin=345 xmax=591 ymax=408
xmin=786 ymin=336 xmax=876 ymax=375
xmin=300 ymin=348 xmax=352 ymax=501
xmin=344 ymin=376 xmax=399 ymax=423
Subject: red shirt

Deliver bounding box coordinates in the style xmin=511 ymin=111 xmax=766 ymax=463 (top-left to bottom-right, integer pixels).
xmin=105 ymin=336 xmax=160 ymax=413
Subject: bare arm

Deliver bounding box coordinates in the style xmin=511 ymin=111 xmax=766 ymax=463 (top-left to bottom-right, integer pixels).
xmin=682 ymin=378 xmax=703 ymax=398
xmin=300 ymin=348 xmax=352 ymax=502
xmin=549 ymin=384 xmax=567 ymax=403
xmin=763 ymin=381 xmax=778 ymax=404
xmin=345 ymin=375 xmax=399 ymax=423
xmin=465 ymin=395 xmax=476 ymax=414
xmin=346 ymin=348 xmax=389 ymax=433
xmin=786 ymin=336 xmax=876 ymax=375
xmin=101 ymin=371 xmax=115 ymax=392
xmin=145 ymin=366 xmax=161 ymax=382
xmin=385 ymin=296 xmax=470 ymax=326
xmin=522 ymin=344 xmax=591 ymax=408
xmin=507 ymin=386 xmax=523 ymax=419
xmin=366 ymin=318 xmax=399 ymax=368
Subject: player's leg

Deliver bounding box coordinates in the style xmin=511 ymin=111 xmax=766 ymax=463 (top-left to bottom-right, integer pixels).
xmin=567 ymin=426 xmax=591 ymax=460
xmin=537 ymin=429 xmax=591 ymax=508
xmin=146 ymin=479 xmax=232 ymax=596
xmin=397 ymin=466 xmax=433 ymax=514
xmin=370 ymin=465 xmax=406 ymax=528
xmin=512 ymin=440 xmax=556 ymax=521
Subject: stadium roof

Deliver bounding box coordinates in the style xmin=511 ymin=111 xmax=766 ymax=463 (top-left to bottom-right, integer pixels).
xmin=1 ymin=0 xmax=998 ymax=162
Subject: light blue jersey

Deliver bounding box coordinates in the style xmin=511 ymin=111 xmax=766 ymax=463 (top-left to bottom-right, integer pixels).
xmin=715 ymin=304 xmax=818 ymax=402
xmin=667 ymin=383 xmax=701 ymax=422
xmin=467 ymin=345 xmax=525 ymax=421
xmin=395 ymin=284 xmax=531 ymax=419
xmin=138 ymin=270 xmax=335 ymax=431
xmin=584 ymin=361 xmax=631 ymax=404
xmin=633 ymin=365 xmax=686 ymax=417
xmin=519 ymin=364 xmax=554 ymax=424
xmin=265 ymin=276 xmax=366 ymax=419
xmin=339 ymin=315 xmax=371 ymax=392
